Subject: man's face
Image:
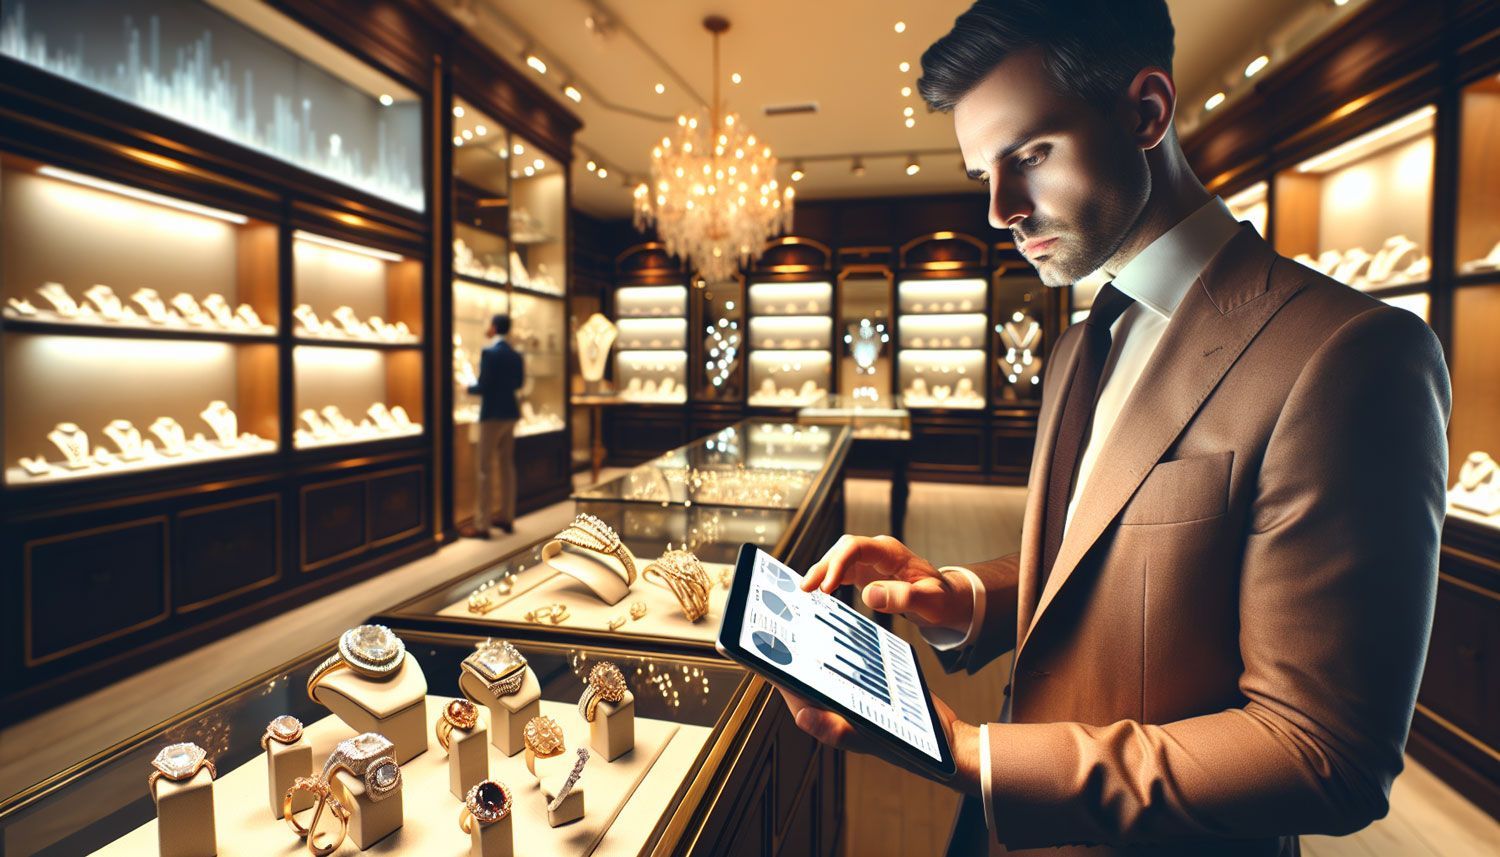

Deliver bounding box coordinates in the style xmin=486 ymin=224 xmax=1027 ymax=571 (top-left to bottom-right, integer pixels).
xmin=954 ymin=47 xmax=1150 ymax=286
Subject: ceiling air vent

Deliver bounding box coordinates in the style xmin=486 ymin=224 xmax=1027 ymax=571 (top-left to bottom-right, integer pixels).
xmin=763 ymin=102 xmax=819 ymax=117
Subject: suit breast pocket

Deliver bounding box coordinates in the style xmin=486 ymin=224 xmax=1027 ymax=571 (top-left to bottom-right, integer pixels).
xmin=1119 ymin=451 xmax=1233 ymax=526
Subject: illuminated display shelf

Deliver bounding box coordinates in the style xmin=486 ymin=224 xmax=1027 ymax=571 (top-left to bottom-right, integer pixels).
xmin=897 ymin=277 xmax=988 ymax=410
xmin=747 ymin=281 xmax=833 ymax=407
xmin=615 ymin=285 xmax=688 ymax=403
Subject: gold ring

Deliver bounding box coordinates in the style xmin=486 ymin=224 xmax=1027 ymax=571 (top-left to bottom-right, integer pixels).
xmin=459 ymin=779 xmax=513 ymax=833
xmin=607 ymin=615 xmax=627 ymax=631
xmin=554 ymin=513 xmax=636 ymax=585
xmin=306 ymin=624 xmax=406 ymax=702
xmin=629 ymin=600 xmax=648 ymax=620
xmin=148 ymin=742 xmax=215 ymax=796
xmin=578 ymin=661 xmax=628 ymax=722
xmin=260 ymin=715 xmax=304 ymax=752
xmin=436 ymin=698 xmax=479 ymax=752
xmin=320 ymin=733 xmax=402 ymax=802
xmin=523 ymin=715 xmax=564 ymax=778
xmin=525 ymin=603 xmax=570 ymax=624
xmin=644 ymin=549 xmax=710 ymax=622
xmin=283 ymin=776 xmax=350 ymax=856
xmin=460 ymin=638 xmax=528 ymax=698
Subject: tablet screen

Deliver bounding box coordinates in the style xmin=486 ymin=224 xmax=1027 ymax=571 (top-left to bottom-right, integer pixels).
xmin=737 ymin=548 xmax=942 ymax=762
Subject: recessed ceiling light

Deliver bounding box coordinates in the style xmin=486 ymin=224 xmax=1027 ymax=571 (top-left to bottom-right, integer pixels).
xmin=475 ymin=124 xmax=487 ymax=136
xmin=905 ymin=117 xmax=916 ymax=128
xmin=1244 ymin=55 xmax=1270 ymax=78
xmin=564 ymin=84 xmax=582 ymax=103
xmin=654 ymin=82 xmax=666 ymax=94
xmin=378 ymin=94 xmax=393 ymax=107
xmin=523 ymin=165 xmax=535 ymax=176
xmin=903 ymin=106 xmax=914 ymax=117
xmin=1205 ymin=91 xmax=1226 ymax=111
xmin=906 ymin=155 xmax=920 ymax=176
xmin=790 ymin=161 xmax=805 ymax=182
xmin=461 ymin=129 xmax=473 ymax=140
xmin=453 ymin=135 xmax=464 ymax=146
xmin=453 ymin=105 xmax=465 ymax=118
xmin=526 ymin=55 xmax=547 ymax=74
xmin=894 ymin=21 xmax=906 ymax=33
xmin=731 ymin=72 xmax=742 ymax=84
xmin=899 ymin=61 xmax=910 ymax=73
xmin=597 ymin=167 xmax=608 ymax=178
xmin=586 ymin=160 xmax=597 ymax=171
xmin=533 ymin=158 xmax=544 ymax=169
xmin=901 ymin=86 xmax=912 ymax=97
xmin=513 ymin=143 xmax=525 ymax=155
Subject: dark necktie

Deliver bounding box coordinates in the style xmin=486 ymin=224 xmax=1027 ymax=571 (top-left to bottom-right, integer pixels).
xmin=1040 ymin=283 xmax=1136 ymax=586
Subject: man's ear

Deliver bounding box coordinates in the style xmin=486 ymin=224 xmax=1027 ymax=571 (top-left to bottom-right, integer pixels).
xmin=1126 ymin=66 xmax=1176 ymax=150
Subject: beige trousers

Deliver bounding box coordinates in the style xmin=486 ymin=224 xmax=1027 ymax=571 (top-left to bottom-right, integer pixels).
xmin=475 ymin=419 xmax=517 ymax=526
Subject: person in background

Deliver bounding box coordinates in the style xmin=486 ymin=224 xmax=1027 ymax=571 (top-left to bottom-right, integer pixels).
xmin=461 ymin=313 xmax=524 ymax=539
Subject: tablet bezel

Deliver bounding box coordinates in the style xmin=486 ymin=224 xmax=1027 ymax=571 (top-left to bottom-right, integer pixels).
xmin=715 ymin=543 xmax=958 ymax=782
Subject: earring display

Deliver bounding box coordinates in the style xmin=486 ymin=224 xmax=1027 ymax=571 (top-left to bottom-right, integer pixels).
xmin=747 ymin=281 xmax=832 ymax=407
xmin=10 ymin=403 xmax=276 ymax=485
xmin=898 ymin=278 xmax=987 ymax=409
xmin=0 ymin=282 xmax=278 ymax=335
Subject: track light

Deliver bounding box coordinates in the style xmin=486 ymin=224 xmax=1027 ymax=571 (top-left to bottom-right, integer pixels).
xmin=564 ymin=84 xmax=582 ymax=103
xmin=790 ymin=161 xmax=805 ymax=182
xmin=525 ymin=54 xmax=547 ymax=75
xmin=1244 ymin=55 xmax=1269 ymax=78
xmin=1205 ymin=91 xmax=1226 ymax=111
xmin=905 ymin=155 xmax=920 ymax=176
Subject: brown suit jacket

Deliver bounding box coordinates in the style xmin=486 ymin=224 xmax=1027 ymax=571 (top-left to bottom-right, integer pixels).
xmin=942 ymin=224 xmax=1451 ymax=856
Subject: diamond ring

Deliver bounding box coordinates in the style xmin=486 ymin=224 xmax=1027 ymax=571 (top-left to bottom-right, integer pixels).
xmin=460 ymin=638 xmax=528 ymax=700
xmin=578 ymin=661 xmax=628 ymax=722
xmin=260 ymin=715 xmax=304 ymax=751
xmin=523 ymin=715 xmax=565 ymax=778
xmin=548 ymin=748 xmax=590 ymax=812
xmin=320 ymin=732 xmax=402 ymax=801
xmin=306 ymin=624 xmax=407 ymax=702
xmin=460 ymin=779 xmax=513 ymax=833
xmin=149 ymin=742 xmax=215 ymax=795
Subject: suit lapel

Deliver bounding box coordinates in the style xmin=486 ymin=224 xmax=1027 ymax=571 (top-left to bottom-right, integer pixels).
xmin=1017 ymin=225 xmax=1306 ymax=655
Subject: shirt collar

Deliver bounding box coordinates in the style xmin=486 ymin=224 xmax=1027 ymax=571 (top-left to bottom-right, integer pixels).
xmin=1109 ymin=196 xmax=1241 ymax=319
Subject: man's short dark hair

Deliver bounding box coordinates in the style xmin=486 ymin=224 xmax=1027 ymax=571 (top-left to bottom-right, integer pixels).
xmin=918 ymin=0 xmax=1174 ymax=113
xmin=491 ymin=314 xmax=511 ymax=335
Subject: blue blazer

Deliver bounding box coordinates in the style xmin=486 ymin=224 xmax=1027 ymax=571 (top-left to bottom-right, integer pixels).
xmin=469 ymin=338 xmax=524 ymax=421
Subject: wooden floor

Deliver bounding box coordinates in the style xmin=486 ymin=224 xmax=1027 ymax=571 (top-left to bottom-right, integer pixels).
xmin=839 ymin=477 xmax=1500 ymax=857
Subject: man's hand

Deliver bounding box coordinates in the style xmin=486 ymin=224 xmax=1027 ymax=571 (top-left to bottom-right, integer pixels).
xmin=801 ymin=534 xmax=974 ymax=633
xmin=775 ymin=684 xmax=982 ymax=796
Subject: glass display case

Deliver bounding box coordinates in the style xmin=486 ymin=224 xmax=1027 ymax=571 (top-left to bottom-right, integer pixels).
xmin=291 ymin=230 xmax=423 ymax=450
xmin=992 ymin=268 xmax=1045 ymax=402
xmin=452 ymin=96 xmax=511 ymax=287
xmin=797 ymin=397 xmax=911 ymax=442
xmin=746 ymin=280 xmax=833 ymax=407
xmin=695 ymin=278 xmax=745 ymax=401
xmin=1225 ymin=181 xmax=1268 ymax=237
xmin=0 ymin=0 xmax=425 ymax=211
xmin=508 ymin=133 xmax=566 ymax=298
xmin=896 ymin=277 xmax=987 ymax=409
xmin=614 ymin=285 xmax=688 ymax=402
xmin=0 ymin=631 xmax=749 ymax=856
xmin=1447 ymin=283 xmax=1500 ymax=533
xmin=1457 ymin=74 xmax=1500 ymax=278
xmin=837 ymin=267 xmax=894 ymax=405
xmin=1 ymin=153 xmax=280 ymax=484
xmin=1274 ymin=105 xmax=1435 ymax=294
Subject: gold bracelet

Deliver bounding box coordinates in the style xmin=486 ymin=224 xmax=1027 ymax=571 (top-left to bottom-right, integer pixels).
xmin=554 ymin=513 xmax=636 ymax=585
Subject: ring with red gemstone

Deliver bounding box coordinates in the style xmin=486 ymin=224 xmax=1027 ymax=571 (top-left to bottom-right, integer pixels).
xmin=436 ymin=698 xmax=480 ymax=752
xmin=459 ymin=779 xmax=513 ymax=833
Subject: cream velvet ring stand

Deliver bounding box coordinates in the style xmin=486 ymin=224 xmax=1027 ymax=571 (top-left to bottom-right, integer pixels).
xmin=540 ymin=539 xmax=636 ymax=606
xmin=154 ymin=768 xmax=216 ymax=857
xmin=309 ymin=656 xmax=429 ymax=764
xmin=459 ymin=666 xmax=542 ymax=757
xmin=104 ymin=697 xmax=709 ymax=856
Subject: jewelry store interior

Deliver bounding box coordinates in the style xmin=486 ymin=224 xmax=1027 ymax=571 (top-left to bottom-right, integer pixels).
xmin=1 ymin=1 xmax=1498 ymax=855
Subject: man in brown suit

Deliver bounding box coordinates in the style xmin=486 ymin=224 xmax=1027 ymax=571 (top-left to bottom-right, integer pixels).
xmin=781 ymin=1 xmax=1451 ymax=854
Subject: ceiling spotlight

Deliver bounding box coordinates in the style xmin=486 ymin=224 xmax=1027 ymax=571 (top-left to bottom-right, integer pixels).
xmin=731 ymin=72 xmax=742 ymax=84
xmin=790 ymin=161 xmax=805 ymax=182
xmin=654 ymin=82 xmax=666 ymax=94
xmin=598 ymin=167 xmax=608 ymax=178
xmin=532 ymin=158 xmax=543 ymax=170
xmin=1205 ymin=91 xmax=1226 ymax=111
xmin=564 ymin=84 xmax=582 ymax=102
xmin=586 ymin=159 xmax=597 ymax=171
xmin=894 ymin=21 xmax=906 ymax=33
xmin=475 ymin=124 xmax=487 ymax=136
xmin=513 ymin=143 xmax=525 ymax=155
xmin=905 ymin=117 xmax=916 ymax=128
xmin=851 ymin=157 xmax=866 ymax=177
xmin=899 ymin=61 xmax=910 ymax=73
xmin=378 ymin=93 xmax=393 ymax=107
xmin=498 ymin=147 xmax=508 ymax=159
xmin=901 ymin=86 xmax=912 ymax=97
xmin=903 ymin=106 xmax=914 ymax=117
xmin=452 ymin=105 xmax=465 ymax=118
xmin=452 ymin=135 xmax=464 ymax=147
xmin=906 ymin=155 xmax=920 ymax=176
xmin=526 ymin=54 xmax=547 ymax=75
xmin=523 ymin=165 xmax=535 ymax=176
xmin=461 ymin=129 xmax=473 ymax=140
xmin=1244 ymin=55 xmax=1270 ymax=78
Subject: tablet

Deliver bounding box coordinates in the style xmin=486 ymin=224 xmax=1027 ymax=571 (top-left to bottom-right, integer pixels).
xmin=715 ymin=543 xmax=957 ymax=781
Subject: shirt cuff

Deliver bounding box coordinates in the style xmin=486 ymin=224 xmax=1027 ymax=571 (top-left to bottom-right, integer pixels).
xmin=914 ymin=567 xmax=987 ymax=651
xmin=981 ymin=724 xmax=996 ymax=836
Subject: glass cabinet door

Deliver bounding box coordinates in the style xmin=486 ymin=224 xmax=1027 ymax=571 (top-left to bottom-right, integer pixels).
xmin=836 ymin=269 xmax=893 ymax=405
xmin=696 ymin=278 xmax=745 ymax=401
xmin=992 ymin=270 xmax=1045 ymax=402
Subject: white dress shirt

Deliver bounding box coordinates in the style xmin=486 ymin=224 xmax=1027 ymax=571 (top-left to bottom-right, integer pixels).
xmin=914 ymin=196 xmax=1242 ymax=834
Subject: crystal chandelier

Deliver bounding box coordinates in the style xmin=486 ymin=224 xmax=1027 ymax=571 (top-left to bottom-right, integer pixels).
xmin=633 ymin=16 xmax=793 ymax=283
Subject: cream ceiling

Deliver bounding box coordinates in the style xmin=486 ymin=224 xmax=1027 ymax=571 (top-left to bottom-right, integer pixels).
xmin=442 ymin=0 xmax=1327 ymax=220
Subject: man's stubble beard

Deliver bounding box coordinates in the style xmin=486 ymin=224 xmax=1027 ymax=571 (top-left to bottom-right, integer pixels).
xmin=1027 ymin=149 xmax=1152 ymax=288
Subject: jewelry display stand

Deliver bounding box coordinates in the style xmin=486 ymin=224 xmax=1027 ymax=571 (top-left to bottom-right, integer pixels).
xmin=459 ymin=667 xmax=541 ymax=757
xmin=153 ymin=768 xmax=216 ymax=857
xmin=449 ymin=715 xmax=490 ymax=800
xmin=540 ymin=540 xmax=633 ymax=605
xmin=331 ymin=767 xmax=404 ymax=850
xmin=471 ymin=812 xmax=514 ymax=857
xmin=310 ymin=658 xmax=428 ymax=763
xmin=589 ymin=692 xmax=635 ymax=762
xmin=265 ymin=737 xmax=312 ymax=819
xmin=532 ymin=753 xmax=586 ymax=827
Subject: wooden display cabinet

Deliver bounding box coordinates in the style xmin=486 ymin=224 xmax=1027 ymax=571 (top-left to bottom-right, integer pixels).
xmin=603 ymin=244 xmax=692 ymax=464
xmin=745 ymin=237 xmax=837 ymax=413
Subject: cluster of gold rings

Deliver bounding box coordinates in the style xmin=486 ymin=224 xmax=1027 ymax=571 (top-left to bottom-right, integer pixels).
xmin=644 ymin=548 xmax=711 ymax=622
xmin=607 ymin=600 xmax=648 ymax=631
xmin=525 ymin=603 xmax=570 ymax=624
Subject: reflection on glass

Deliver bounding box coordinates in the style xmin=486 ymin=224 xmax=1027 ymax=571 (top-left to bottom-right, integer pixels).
xmin=452 ymin=96 xmax=511 ymax=286
xmin=2 ymin=0 xmax=424 ymax=210
xmin=747 ymin=281 xmax=833 ymax=406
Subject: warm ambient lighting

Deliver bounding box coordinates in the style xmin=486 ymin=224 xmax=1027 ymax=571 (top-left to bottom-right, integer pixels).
xmin=513 ymin=143 xmax=525 ymax=155
xmin=654 ymin=82 xmax=666 ymax=94
xmin=452 ymin=135 xmax=464 ymax=147
xmin=564 ymin=84 xmax=582 ymax=103
xmin=597 ymin=167 xmax=608 ymax=178
xmin=525 ymin=54 xmax=547 ymax=74
xmin=851 ymin=157 xmax=865 ymax=176
xmin=1295 ymin=105 xmax=1436 ymax=173
xmin=731 ymin=72 xmax=742 ymax=84
xmin=1244 ymin=55 xmax=1270 ymax=78
xmin=378 ymin=93 xmax=393 ymax=106
xmin=453 ymin=105 xmax=465 ymax=118
xmin=293 ymin=229 xmax=403 ymax=262
xmin=894 ymin=21 xmax=906 ymax=33
xmin=903 ymin=106 xmax=914 ymax=117
xmin=36 ymin=166 xmax=248 ymax=224
xmin=1204 ymin=91 xmax=1226 ymax=111
xmin=532 ymin=158 xmax=545 ymax=170
xmin=586 ymin=160 xmax=597 ymax=171
xmin=475 ymin=124 xmax=487 ymax=136
xmin=905 ymin=156 xmax=920 ymax=176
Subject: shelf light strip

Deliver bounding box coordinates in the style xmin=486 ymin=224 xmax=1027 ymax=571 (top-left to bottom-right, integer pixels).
xmin=1294 ymin=105 xmax=1435 ymax=173
xmin=293 ymin=230 xmax=403 ymax=262
xmin=37 ymin=166 xmax=249 ymax=224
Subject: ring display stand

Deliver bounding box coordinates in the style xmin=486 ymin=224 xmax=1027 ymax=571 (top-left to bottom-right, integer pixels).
xmin=331 ymin=767 xmax=403 ymax=850
xmin=532 ymin=752 xmax=587 ymax=828
xmin=265 ymin=736 xmax=313 ymax=819
xmin=540 ymin=540 xmax=634 ymax=605
xmin=459 ymin=667 xmax=541 ymax=757
xmin=471 ymin=811 xmax=514 ymax=857
xmin=589 ymin=691 xmax=635 ymax=762
xmin=310 ymin=657 xmax=428 ymax=764
xmin=153 ymin=767 xmax=216 ymax=857
xmin=449 ymin=713 xmax=490 ymax=799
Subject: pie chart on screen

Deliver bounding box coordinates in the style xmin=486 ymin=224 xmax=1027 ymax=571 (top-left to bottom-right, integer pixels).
xmin=765 ymin=564 xmax=797 ymax=592
xmin=753 ymin=630 xmax=793 ymax=665
xmin=760 ymin=589 xmax=794 ymax=619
